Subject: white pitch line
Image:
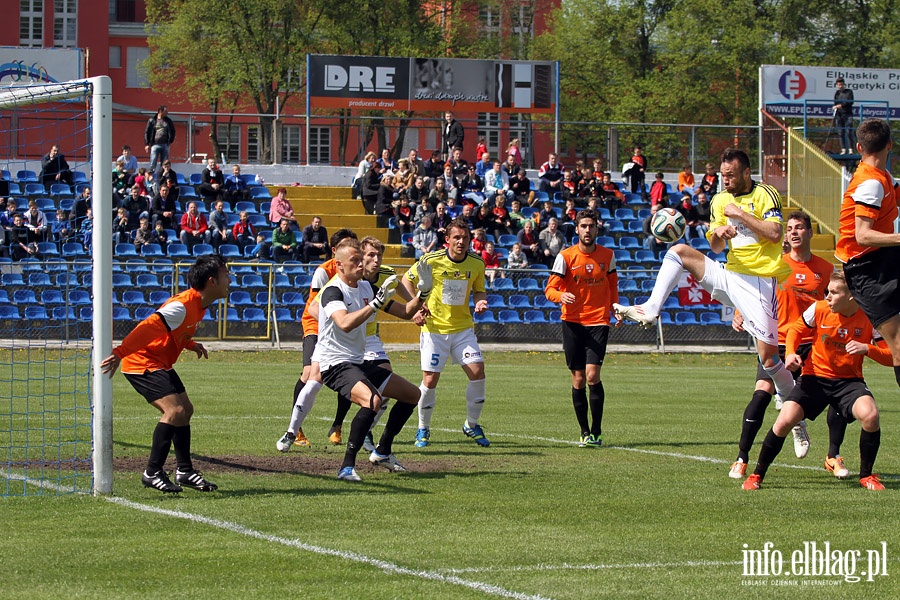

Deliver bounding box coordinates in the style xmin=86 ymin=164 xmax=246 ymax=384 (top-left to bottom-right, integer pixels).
xmin=438 ymin=560 xmax=740 ymax=574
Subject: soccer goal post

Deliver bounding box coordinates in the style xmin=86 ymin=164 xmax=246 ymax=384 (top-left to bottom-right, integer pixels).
xmin=0 ymin=76 xmax=113 ymax=496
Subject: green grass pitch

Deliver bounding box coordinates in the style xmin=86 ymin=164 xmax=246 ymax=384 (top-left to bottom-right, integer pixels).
xmin=3 ymin=350 xmax=899 ymax=599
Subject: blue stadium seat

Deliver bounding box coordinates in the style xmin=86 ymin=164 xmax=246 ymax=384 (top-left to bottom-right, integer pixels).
xmin=400 ymin=232 xmax=413 ymax=245
xmin=135 ymin=274 xmax=159 ymax=288
xmin=627 ymin=220 xmax=644 ymax=233
xmin=148 ymin=290 xmax=170 ymax=306
xmin=517 ymin=277 xmax=539 ymax=291
xmin=36 ymin=242 xmax=60 ymax=258
xmin=255 ymin=292 xmax=270 ymax=306
xmin=78 ymin=306 xmax=93 ymax=321
xmin=167 ymin=244 xmax=191 ymax=260
xmin=178 ymin=185 xmax=198 ymax=199
xmin=187 ymin=173 xmax=201 ymax=185
xmin=239 ymin=174 xmax=258 ymax=187
xmin=243 ymin=308 xmax=267 ymax=322
xmin=707 ymin=251 xmax=727 ymax=262
xmin=618 ymin=279 xmax=639 ymax=292
xmin=294 ymin=275 xmax=312 ymax=289
xmin=122 ymin=291 xmax=147 ymax=306
xmin=690 ymin=237 xmax=711 ymax=252
xmin=495 ymin=248 xmax=509 ymax=260
xmin=58 ymin=198 xmax=74 ymax=211
xmin=507 ymin=294 xmax=531 ymax=308
xmin=640 ymin=279 xmax=656 ymax=293
xmin=62 ymin=242 xmax=88 ymax=258
xmin=548 ymin=309 xmax=561 ymax=321
xmin=34 ymin=197 xmax=56 ymax=212
xmin=7 ymin=182 xmax=23 ymax=196
xmin=523 ymin=309 xmax=547 ymax=323
xmin=675 ymin=311 xmax=698 ymax=325
xmin=613 ymin=249 xmax=631 ymax=263
xmin=112 ymin=273 xmax=132 ymax=288
xmin=533 ymin=295 xmax=557 ymax=309
xmin=51 ymin=306 xmax=77 ymax=320
xmin=700 ymin=312 xmax=723 ymax=325
xmin=234 ymin=201 xmax=257 ymax=214
xmin=259 ymin=201 xmax=271 ymax=215
xmin=241 ymin=274 xmax=265 ymax=289
xmin=596 ymin=235 xmax=616 ymax=248
xmin=659 ymin=311 xmax=673 ymax=324
xmin=50 ymin=183 xmax=74 ymax=198
xmin=486 ymin=294 xmax=506 ymax=309
xmin=473 ymin=310 xmax=496 ymax=323
xmin=634 ymin=250 xmax=658 ymax=264
xmin=281 ymin=292 xmax=306 ymax=307
xmin=229 ymin=291 xmax=253 ymax=307
xmin=151 ymin=259 xmax=174 ymax=274
xmin=662 ymin=297 xmax=681 ymax=310
xmin=16 ymin=170 xmax=38 ymax=183
xmin=141 ymin=243 xmax=165 ymax=258
xmin=222 ymin=307 xmax=239 ymax=321
xmin=272 ymin=274 xmax=290 ymax=288
xmin=272 ymin=307 xmax=292 ymax=322
xmin=606 ymin=220 xmax=626 ymax=233
xmin=0 ymin=306 xmax=20 ymax=319
xmin=492 ymin=278 xmax=514 ymax=291
xmin=13 ymin=290 xmax=38 ymax=304
xmin=618 ymin=236 xmax=640 ymax=250
xmin=112 ymin=307 xmax=132 ymax=321
xmin=497 ymin=234 xmax=518 ymax=247
xmin=41 ymin=290 xmax=64 ymax=305
xmin=22 ymin=305 xmax=48 ymax=319
xmin=71 ymin=170 xmax=88 ymax=183
xmin=24 ymin=182 xmax=45 ymax=195
xmin=67 ymin=290 xmax=91 ymax=306
xmin=248 ymin=214 xmax=269 ymax=228
xmin=115 ymin=243 xmax=139 ymax=258
xmin=250 ymin=187 xmax=272 ymax=200
xmin=28 ymin=273 xmax=52 ymax=286
xmin=615 ymin=208 xmax=636 ymax=221
xmin=192 ymin=243 xmax=214 ymax=256
xmin=0 ymin=290 xmax=7 ymax=304
xmin=219 ymin=244 xmax=241 ymax=259
xmin=134 ymin=307 xmax=156 ymax=321
xmin=498 ymin=309 xmax=522 ymax=323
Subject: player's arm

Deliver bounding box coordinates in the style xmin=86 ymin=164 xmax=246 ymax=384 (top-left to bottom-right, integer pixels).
xmin=320 ymin=287 xmax=372 ymax=333
xmin=384 ymin=282 xmax=427 ymax=320
xmin=848 ymin=337 xmax=895 ymax=367
xmin=100 ymin=312 xmax=170 ymax=377
xmin=706 ymin=197 xmax=734 ymax=253
xmin=722 ymin=202 xmax=783 ymax=243
xmin=608 ymin=268 xmax=619 ymax=306
xmin=855 ymin=214 xmax=900 ymax=247
xmin=544 ymin=253 xmax=568 ymax=303
xmin=785 ymin=305 xmax=816 ymax=370
xmin=851 ymin=180 xmax=900 ymax=247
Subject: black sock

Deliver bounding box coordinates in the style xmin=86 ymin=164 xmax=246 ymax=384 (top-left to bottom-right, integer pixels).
xmin=341 ymin=407 xmax=377 ymax=470
xmin=753 ymin=428 xmax=787 ymax=478
xmin=376 ymin=401 xmax=416 ymax=456
xmin=588 ymin=382 xmax=605 ymax=437
xmin=572 ymin=387 xmax=589 ymax=436
xmin=171 ymin=425 xmax=192 ymax=472
xmin=333 ymin=394 xmax=353 ymax=429
xmin=827 ymin=406 xmax=847 ymax=458
xmin=894 ymin=365 xmax=900 ymax=388
xmin=147 ymin=422 xmax=176 ymax=474
xmin=292 ymin=377 xmax=305 ymax=408
xmin=738 ymin=390 xmax=771 ymax=462
xmin=859 ymin=429 xmax=881 ymax=479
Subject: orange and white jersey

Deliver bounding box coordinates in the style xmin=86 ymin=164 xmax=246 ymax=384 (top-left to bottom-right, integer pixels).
xmin=776 ymin=253 xmax=833 ymax=345
xmin=545 ymin=244 xmax=619 ymax=326
xmin=301 ymin=259 xmax=338 ymax=337
xmin=835 ymin=162 xmax=898 ymax=263
xmin=115 ymin=288 xmax=206 ymax=373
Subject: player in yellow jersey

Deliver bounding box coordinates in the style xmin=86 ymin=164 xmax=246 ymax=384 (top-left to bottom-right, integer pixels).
xmin=615 ymin=148 xmax=796 ymax=402
xmin=401 ymin=218 xmax=490 ymax=447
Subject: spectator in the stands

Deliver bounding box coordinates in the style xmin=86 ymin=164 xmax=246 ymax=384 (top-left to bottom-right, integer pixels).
xmin=412 ymin=214 xmax=438 ymax=258
xmin=448 ymin=146 xmax=469 ymax=178
xmin=539 ymin=217 xmax=567 ymax=267
xmin=79 ymin=207 xmax=93 ymax=250
xmin=1 ymin=199 xmax=18 ymax=245
xmin=578 ymin=168 xmax=596 ymax=199
xmin=199 ymin=158 xmax=225 ymax=203
xmin=122 ymin=185 xmax=150 ymax=226
xmin=474 ymin=136 xmax=487 ymax=165
xmin=502 ymin=153 xmax=520 ymax=180
xmin=517 ymin=219 xmax=540 ymax=264
xmin=131 ymin=167 xmax=151 ymax=196
xmin=374 ymin=174 xmax=395 ymax=226
xmin=507 ymin=138 xmax=522 ymax=166
xmin=408 ymin=176 xmax=429 ymax=207
xmin=394 ymin=194 xmax=413 ymax=234
xmin=537 ymin=199 xmax=557 ymax=233
xmin=272 ymin=218 xmax=298 ymax=263
xmin=154 ymin=221 xmax=169 ymax=248
xmin=433 ymin=202 xmax=452 ymax=246
xmin=117 ymin=145 xmax=138 ymax=175
xmin=475 ymin=152 xmax=493 ymax=179
xmin=9 ymin=213 xmax=38 ymax=260
xmin=361 ymin=162 xmax=382 ymax=215
xmin=268 ymin=187 xmax=294 ymax=227
xmin=70 ymin=186 xmax=92 ymax=228
xmin=413 ymin=195 xmax=435 ymax=229
xmin=508 ymin=198 xmax=529 ymax=233
xmin=628 ymin=145 xmax=647 ymax=194
xmin=510 ymin=168 xmax=536 ymax=207
xmin=694 ymin=190 xmax=711 ymax=237
xmin=675 ymin=191 xmax=701 ymax=239
xmin=482 ymin=240 xmax=503 ymax=287
xmin=112 ymin=207 xmax=131 ymax=245
xmin=208 ymin=200 xmax=233 ymax=248
xmin=247 ymin=233 xmax=269 ymax=261
xmin=150 ymin=183 xmax=177 ymax=230
xmin=600 ymin=172 xmax=624 ymax=211
xmin=677 ymin=164 xmax=695 ymax=192
xmin=353 ymin=151 xmax=377 ymax=200
xmin=301 ymin=215 xmax=330 ymax=263
xmin=144 ymin=105 xmax=176 ymax=178
xmin=134 ymin=216 xmax=160 ymax=254
xmin=232 ymin=210 xmax=256 ymax=253
xmin=423 ymin=150 xmax=443 ymax=180
xmin=179 ymin=200 xmax=210 ymax=249
xmin=408 ymin=149 xmax=426 ymax=180
xmin=472 ymin=203 xmax=493 ymax=234
xmin=460 ymin=203 xmax=476 ymax=230
xmin=560 ymin=197 xmax=577 ymax=239
xmin=428 ymin=176 xmax=449 ymax=207
xmin=444 ymin=195 xmax=461 ymax=218
xmin=393 ymin=159 xmax=415 ymax=199
xmin=40 ymin=144 xmax=73 ymax=189
xmin=648 ymin=172 xmax=668 ymax=208
xmin=490 ymin=195 xmax=513 ymax=239
xmin=112 ymin=160 xmax=129 ymax=202
xmin=471 ymin=227 xmax=488 ymax=254
xmin=24 ymin=199 xmax=48 ymax=243
xmin=224 ymin=165 xmax=250 ymax=204
xmin=507 ymin=242 xmax=529 ymax=270
xmin=377 ymin=148 xmax=397 ymax=174
xmin=52 ymin=209 xmax=74 ymax=244
xmin=642 ymin=204 xmax=667 ymax=253
xmin=560 ymin=170 xmax=577 ymax=201
xmin=155 ymin=160 xmax=180 ymax=205
xmin=538 ymin=152 xmax=565 ymax=194
xmin=441 ymin=162 xmax=460 ymax=200
xmin=698 ymin=162 xmax=719 ymax=195
xmin=484 ymin=161 xmax=512 ymax=206
xmin=459 ymin=164 xmax=485 ymax=205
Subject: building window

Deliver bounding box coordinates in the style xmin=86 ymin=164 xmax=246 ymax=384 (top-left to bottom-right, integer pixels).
xmin=510 ymin=3 xmax=534 ymax=43
xmin=216 ymin=124 xmax=241 ymax=164
xmin=308 ymin=127 xmax=330 ymax=165
xmin=247 ymin=126 xmax=260 ymax=163
xmin=54 ymin=0 xmax=78 ymax=48
xmin=281 ymin=125 xmax=301 ymax=164
xmin=126 ymin=47 xmax=151 ymax=88
xmin=20 ymin=0 xmax=43 ymax=47
xmin=109 ymin=46 xmax=121 ymax=69
xmin=109 ymin=0 xmax=136 ymax=22
xmin=477 ymin=112 xmax=500 ymax=156
xmin=478 ymin=5 xmax=500 ymax=40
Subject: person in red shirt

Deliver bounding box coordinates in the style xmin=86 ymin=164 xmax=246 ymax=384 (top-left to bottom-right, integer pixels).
xmin=742 ymin=271 xmax=892 ymax=491
xmin=544 ymin=209 xmax=619 ymax=446
xmin=481 ymin=241 xmax=503 ymax=287
xmin=648 ymin=172 xmax=668 ymax=208
xmin=100 ymin=255 xmax=230 ymax=493
xmin=179 ymin=201 xmax=210 ymax=249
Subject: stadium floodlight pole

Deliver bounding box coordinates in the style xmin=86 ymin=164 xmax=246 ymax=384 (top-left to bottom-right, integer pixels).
xmin=554 ymin=61 xmax=560 ymax=155
xmin=91 ymin=76 xmax=114 ymax=495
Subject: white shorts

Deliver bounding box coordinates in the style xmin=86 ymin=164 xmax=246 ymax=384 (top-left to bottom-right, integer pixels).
xmin=420 ymin=328 xmax=484 ymax=372
xmin=700 ymin=257 xmax=778 ymax=345
xmin=364 ymin=335 xmax=390 ymax=363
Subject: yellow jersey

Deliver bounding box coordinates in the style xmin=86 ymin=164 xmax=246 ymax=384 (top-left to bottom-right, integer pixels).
xmin=364 ymin=265 xmax=397 ymax=337
xmin=706 ymin=181 xmax=791 ymax=280
xmin=405 ymin=249 xmax=485 ymax=334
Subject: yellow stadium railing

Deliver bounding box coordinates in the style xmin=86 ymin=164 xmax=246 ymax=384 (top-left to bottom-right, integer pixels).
xmin=786 ymin=127 xmax=846 ymax=237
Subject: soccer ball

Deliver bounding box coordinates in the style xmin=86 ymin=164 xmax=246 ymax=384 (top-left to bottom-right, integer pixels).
xmin=650 ymin=207 xmax=686 ymax=243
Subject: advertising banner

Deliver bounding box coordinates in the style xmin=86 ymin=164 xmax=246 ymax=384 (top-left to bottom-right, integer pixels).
xmin=0 ymin=47 xmax=84 ymax=85
xmin=760 ymin=65 xmax=900 ymax=119
xmin=308 ymin=54 xmax=556 ymax=114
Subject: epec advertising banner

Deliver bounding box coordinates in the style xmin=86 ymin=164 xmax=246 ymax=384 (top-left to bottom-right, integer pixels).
xmin=0 ymin=47 xmax=83 ymax=85
xmin=308 ymin=54 xmax=556 ymax=114
xmin=760 ymin=65 xmax=900 ymax=119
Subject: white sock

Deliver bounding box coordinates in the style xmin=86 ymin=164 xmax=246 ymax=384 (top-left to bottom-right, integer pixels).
xmin=643 ymin=250 xmax=685 ymax=317
xmin=418 ymin=384 xmax=436 ymax=429
xmin=370 ymin=398 xmax=389 ymax=430
xmin=288 ymin=380 xmax=322 ymax=434
xmin=465 ymin=379 xmax=486 ymax=425
xmin=762 ymin=359 xmax=795 ymax=398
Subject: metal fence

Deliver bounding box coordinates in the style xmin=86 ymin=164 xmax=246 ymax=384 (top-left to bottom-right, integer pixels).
xmin=786 ymin=128 xmax=846 ymax=237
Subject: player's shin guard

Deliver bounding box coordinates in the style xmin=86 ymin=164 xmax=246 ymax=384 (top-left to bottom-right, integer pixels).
xmin=588 ymin=382 xmax=605 ymax=437
xmin=333 ymin=394 xmax=353 ymax=428
xmin=827 ymin=406 xmax=848 ymax=458
xmin=418 ymin=383 xmax=436 ymax=429
xmin=466 ymin=378 xmax=486 ymax=425
xmin=738 ymin=390 xmax=771 ymax=462
xmin=171 ymin=425 xmax=193 ymax=472
xmin=572 ymin=387 xmax=589 ymax=435
xmin=292 ymin=377 xmax=305 ymax=408
xmin=859 ymin=428 xmax=881 ymax=479
xmin=754 ymin=428 xmax=787 ymax=478
xmin=289 ymin=380 xmax=322 ymax=433
xmin=644 ymin=251 xmax=685 ymax=316
xmin=342 ymin=407 xmax=377 ymax=469
xmin=147 ymin=422 xmax=176 ymax=474
xmin=894 ymin=365 xmax=900 ymax=388
xmin=377 ymin=401 xmax=416 ymax=456
xmin=762 ymin=357 xmax=795 ymax=398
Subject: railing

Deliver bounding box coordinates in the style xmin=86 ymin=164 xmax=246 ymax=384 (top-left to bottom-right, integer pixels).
xmin=786 ymin=128 xmax=846 ymax=237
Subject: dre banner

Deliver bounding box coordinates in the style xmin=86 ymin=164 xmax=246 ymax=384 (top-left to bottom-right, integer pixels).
xmin=760 ymin=65 xmax=900 ymax=120
xmin=308 ymin=54 xmax=556 ymax=113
